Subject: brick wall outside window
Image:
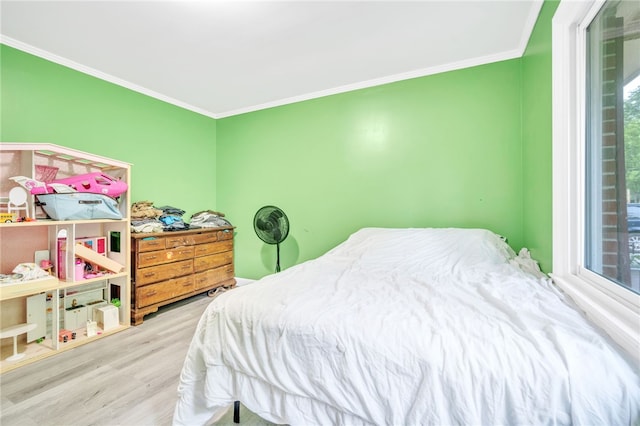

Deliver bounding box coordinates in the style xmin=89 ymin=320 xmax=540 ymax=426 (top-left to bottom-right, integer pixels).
xmin=600 ymin=12 xmax=630 ymax=284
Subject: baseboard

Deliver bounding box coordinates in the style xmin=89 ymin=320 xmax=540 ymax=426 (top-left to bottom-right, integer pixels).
xmin=235 ymin=277 xmax=256 ymax=287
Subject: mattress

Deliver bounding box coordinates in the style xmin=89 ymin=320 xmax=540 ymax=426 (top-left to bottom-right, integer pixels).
xmin=174 ymin=227 xmax=640 ymax=425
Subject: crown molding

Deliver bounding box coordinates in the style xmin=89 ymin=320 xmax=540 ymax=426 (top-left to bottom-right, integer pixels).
xmin=216 ymin=48 xmax=525 ymax=118
xmin=0 ymin=35 xmax=218 ymax=119
xmin=2 ymin=0 xmax=543 ymax=121
xmin=517 ymin=0 xmax=545 ymax=56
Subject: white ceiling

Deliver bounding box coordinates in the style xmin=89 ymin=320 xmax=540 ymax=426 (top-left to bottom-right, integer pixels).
xmin=0 ymin=1 xmax=543 ymax=118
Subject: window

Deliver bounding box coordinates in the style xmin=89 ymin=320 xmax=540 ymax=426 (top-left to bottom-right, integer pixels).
xmin=552 ymin=0 xmax=640 ymax=360
xmin=585 ymin=1 xmax=640 ymax=294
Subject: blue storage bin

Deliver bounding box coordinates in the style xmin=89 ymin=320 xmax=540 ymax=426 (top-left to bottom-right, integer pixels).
xmin=36 ymin=193 xmax=122 ymax=220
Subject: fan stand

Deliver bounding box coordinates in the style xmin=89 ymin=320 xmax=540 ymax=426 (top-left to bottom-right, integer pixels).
xmin=253 ymin=205 xmax=289 ymax=274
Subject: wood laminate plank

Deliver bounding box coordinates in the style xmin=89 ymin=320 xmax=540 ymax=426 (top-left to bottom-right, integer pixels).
xmin=0 ymin=293 xmax=278 ymax=426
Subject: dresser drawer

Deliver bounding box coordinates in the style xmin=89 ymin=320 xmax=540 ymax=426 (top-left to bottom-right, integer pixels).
xmin=192 ymin=232 xmax=219 ymax=245
xmin=137 ymin=246 xmax=195 ymax=268
xmin=165 ymin=235 xmax=196 ymax=248
xmin=194 ymin=264 xmax=234 ymax=291
xmin=194 ymin=251 xmax=233 ymax=272
xmin=136 ymin=275 xmax=194 ymax=308
xmin=194 ymin=240 xmax=233 ymax=257
xmin=135 ymin=259 xmax=194 ymax=286
xmin=137 ymin=237 xmax=166 ymax=252
xmin=217 ymin=229 xmax=233 ymax=241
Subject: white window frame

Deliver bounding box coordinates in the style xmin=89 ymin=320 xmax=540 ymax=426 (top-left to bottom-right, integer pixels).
xmin=552 ymin=0 xmax=640 ymax=362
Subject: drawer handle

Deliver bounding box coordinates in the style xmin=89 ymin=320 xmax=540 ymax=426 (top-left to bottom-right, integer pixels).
xmin=145 ymin=290 xmax=157 ymax=296
xmin=143 ymin=273 xmax=155 ymax=278
xmin=183 ymin=282 xmax=191 ymax=287
xmin=146 ymin=255 xmax=158 ymax=260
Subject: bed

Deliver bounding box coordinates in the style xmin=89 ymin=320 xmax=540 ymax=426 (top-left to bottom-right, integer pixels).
xmin=173 ymin=227 xmax=640 ymax=425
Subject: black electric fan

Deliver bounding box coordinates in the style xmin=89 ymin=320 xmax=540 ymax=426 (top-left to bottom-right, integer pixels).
xmin=253 ymin=205 xmax=290 ymax=273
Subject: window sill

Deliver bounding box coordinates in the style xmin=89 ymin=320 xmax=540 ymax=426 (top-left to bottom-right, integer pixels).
xmin=550 ymin=272 xmax=640 ymax=363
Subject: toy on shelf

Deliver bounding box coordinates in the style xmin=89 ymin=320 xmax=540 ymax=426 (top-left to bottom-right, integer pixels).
xmin=8 ymin=263 xmax=50 ymax=282
xmin=0 ymin=213 xmax=16 ymax=223
xmin=7 ymin=187 xmax=29 ymax=219
xmin=0 ymin=323 xmax=37 ymax=361
xmin=86 ymin=320 xmax=98 ymax=337
xmin=10 ymin=172 xmax=128 ymax=198
xmin=74 ymin=243 xmax=125 ymax=273
xmin=1 ymin=186 xmax=32 ymax=222
xmin=58 ymin=329 xmax=76 ymax=343
xmin=39 ymin=260 xmax=54 ymax=276
xmin=10 ymin=176 xmax=76 ymax=195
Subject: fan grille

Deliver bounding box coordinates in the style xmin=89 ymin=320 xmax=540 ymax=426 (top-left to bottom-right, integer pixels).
xmin=253 ymin=205 xmax=289 ymax=245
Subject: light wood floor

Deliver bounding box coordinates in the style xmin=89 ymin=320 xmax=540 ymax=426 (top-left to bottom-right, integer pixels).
xmin=0 ymin=293 xmax=276 ymax=426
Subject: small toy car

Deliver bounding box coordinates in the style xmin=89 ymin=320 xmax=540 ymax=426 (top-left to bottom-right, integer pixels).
xmin=11 ymin=172 xmax=128 ymax=198
xmin=45 ymin=172 xmax=128 ymax=197
xmin=0 ymin=213 xmax=16 ymax=223
xmin=58 ymin=329 xmax=76 ymax=343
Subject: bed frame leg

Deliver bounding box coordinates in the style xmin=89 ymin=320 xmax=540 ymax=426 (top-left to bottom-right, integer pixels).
xmin=233 ymin=400 xmax=240 ymax=423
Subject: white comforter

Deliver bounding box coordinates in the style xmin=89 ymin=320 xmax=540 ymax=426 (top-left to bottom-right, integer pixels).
xmin=174 ymin=228 xmax=640 ymax=425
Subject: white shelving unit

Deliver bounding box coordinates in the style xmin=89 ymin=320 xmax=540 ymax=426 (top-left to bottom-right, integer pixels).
xmin=0 ymin=143 xmax=131 ymax=373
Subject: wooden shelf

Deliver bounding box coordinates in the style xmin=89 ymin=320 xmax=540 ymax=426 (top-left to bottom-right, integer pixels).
xmin=0 ymin=324 xmax=130 ymax=373
xmin=0 ymin=276 xmax=59 ymax=301
xmin=0 ymin=143 xmax=131 ymax=373
xmin=0 ymin=218 xmax=129 ymax=228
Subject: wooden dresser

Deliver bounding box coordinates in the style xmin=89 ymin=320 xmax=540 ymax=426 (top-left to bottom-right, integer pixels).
xmin=130 ymin=227 xmax=235 ymax=324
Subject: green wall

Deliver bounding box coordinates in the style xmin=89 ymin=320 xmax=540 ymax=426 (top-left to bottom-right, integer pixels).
xmin=521 ymin=0 xmax=559 ymax=273
xmin=218 ymin=60 xmax=525 ymax=279
xmin=1 ymin=2 xmax=558 ymax=280
xmin=0 ymin=45 xmax=217 ymax=219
